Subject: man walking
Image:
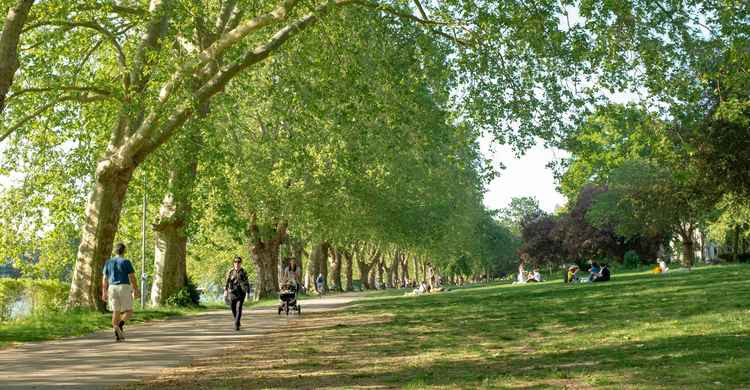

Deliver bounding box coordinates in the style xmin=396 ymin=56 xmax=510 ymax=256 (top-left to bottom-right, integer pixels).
xmin=102 ymin=243 xmax=140 ymax=342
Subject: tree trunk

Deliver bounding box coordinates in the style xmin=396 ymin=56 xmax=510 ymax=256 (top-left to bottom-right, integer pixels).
xmin=344 ymin=249 xmax=354 ymax=291
xmin=377 ymin=259 xmax=385 ymax=289
xmin=251 ymin=243 xmax=279 ymax=300
xmin=368 ymin=262 xmax=377 ymax=289
xmin=151 ymin=218 xmax=187 ymax=306
xmin=0 ymin=0 xmax=34 ymax=116
xmin=68 ymin=163 xmax=136 ymax=310
xmin=356 ymin=250 xmax=371 ymax=290
xmin=391 ymin=251 xmax=400 ymax=288
xmin=150 ymin=144 xmax=198 ymax=306
xmin=680 ymin=230 xmax=695 ymax=270
xmin=248 ymin=219 xmax=286 ymax=301
xmin=412 ymin=256 xmax=419 ymax=283
xmin=330 ymin=248 xmax=342 ymax=292
xmin=320 ymin=243 xmax=329 ymax=291
xmin=310 ymin=242 xmax=329 ymax=293
xmin=734 ymin=225 xmax=741 ymax=261
xmin=401 ymin=254 xmax=410 ymax=285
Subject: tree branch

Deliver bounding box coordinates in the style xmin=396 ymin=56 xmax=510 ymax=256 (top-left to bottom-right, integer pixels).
xmin=22 ymin=20 xmax=128 ymax=73
xmin=7 ymin=86 xmax=114 ymax=102
xmin=129 ymin=0 xmax=170 ymax=95
xmin=0 ymin=93 xmax=108 ymax=143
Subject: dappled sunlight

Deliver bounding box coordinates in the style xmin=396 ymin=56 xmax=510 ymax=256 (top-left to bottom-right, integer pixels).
xmin=121 ymin=266 xmax=749 ymax=389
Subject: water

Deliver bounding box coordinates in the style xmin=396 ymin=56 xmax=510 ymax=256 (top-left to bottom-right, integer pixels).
xmin=9 ymin=295 xmax=32 ymax=320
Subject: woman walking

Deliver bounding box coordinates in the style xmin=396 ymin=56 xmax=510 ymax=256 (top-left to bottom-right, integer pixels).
xmin=224 ymin=256 xmax=250 ymax=330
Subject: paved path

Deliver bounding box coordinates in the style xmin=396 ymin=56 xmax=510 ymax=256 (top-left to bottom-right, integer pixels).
xmin=0 ymin=294 xmax=361 ymax=389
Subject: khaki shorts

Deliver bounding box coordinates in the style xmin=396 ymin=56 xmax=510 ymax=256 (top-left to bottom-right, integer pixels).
xmin=108 ymin=284 xmax=133 ymax=312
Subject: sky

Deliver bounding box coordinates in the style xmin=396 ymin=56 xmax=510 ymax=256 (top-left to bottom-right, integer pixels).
xmin=481 ymin=137 xmax=568 ymax=213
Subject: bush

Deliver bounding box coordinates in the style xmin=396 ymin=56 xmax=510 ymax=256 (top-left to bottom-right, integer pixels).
xmin=165 ymin=277 xmax=201 ymax=307
xmin=0 ymin=278 xmax=68 ymax=321
xmin=738 ymin=253 xmax=750 ymax=263
xmin=623 ymin=251 xmax=640 ymax=269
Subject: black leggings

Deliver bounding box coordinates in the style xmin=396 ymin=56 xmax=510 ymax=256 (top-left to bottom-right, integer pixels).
xmin=230 ymin=294 xmax=246 ymax=327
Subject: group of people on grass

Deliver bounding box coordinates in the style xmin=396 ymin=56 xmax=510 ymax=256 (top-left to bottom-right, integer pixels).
xmin=565 ymin=260 xmax=610 ymax=284
xmin=514 ymin=260 xmax=543 ymax=284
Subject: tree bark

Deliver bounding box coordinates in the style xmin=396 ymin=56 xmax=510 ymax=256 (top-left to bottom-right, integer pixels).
xmin=377 ymin=259 xmax=385 ymax=289
xmin=400 ymin=254 xmax=409 ymax=285
xmin=0 ymin=0 xmax=34 ymax=115
xmin=368 ymin=261 xmax=377 ymax=289
xmin=68 ymin=163 xmax=135 ymax=310
xmin=344 ymin=249 xmax=354 ymax=291
xmin=150 ymin=149 xmax=198 ymax=305
xmin=330 ymin=247 xmax=342 ymax=292
xmin=356 ymin=250 xmax=371 ymax=290
xmin=310 ymin=242 xmax=329 ymax=293
xmin=412 ymin=255 xmax=419 ymax=283
xmin=680 ymin=228 xmax=695 ymax=270
xmin=248 ymin=218 xmax=287 ymax=300
xmin=391 ymin=250 xmax=400 ymax=288
xmin=320 ymin=243 xmax=329 ymax=291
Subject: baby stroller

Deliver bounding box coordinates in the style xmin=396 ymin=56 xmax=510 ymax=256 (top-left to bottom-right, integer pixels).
xmin=278 ymin=283 xmax=301 ymax=315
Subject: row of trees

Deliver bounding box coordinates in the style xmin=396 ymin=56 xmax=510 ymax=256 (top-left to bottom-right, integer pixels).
xmin=1 ymin=1 xmax=747 ymax=308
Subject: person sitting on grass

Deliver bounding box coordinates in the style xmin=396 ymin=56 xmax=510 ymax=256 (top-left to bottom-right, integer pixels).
xmin=592 ymin=263 xmax=610 ymax=282
xmin=659 ymin=259 xmax=669 ymax=274
xmin=527 ymin=269 xmax=542 ymax=283
xmin=565 ymin=266 xmax=579 ymax=283
xmin=588 ymin=261 xmax=600 ymax=282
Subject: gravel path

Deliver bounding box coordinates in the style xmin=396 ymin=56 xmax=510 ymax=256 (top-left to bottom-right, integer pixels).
xmin=0 ymin=294 xmax=361 ymax=389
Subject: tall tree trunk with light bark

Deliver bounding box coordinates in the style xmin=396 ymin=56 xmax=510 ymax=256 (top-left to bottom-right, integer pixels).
xmin=247 ymin=217 xmax=286 ymax=300
xmin=150 ymin=131 xmax=201 ymax=306
xmin=68 ymin=164 xmax=136 ymax=310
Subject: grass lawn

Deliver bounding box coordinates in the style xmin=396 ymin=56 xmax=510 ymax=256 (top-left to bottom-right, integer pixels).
xmin=121 ymin=264 xmax=750 ymax=389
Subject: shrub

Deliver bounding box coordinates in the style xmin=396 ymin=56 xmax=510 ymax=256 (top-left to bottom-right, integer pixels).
xmin=165 ymin=277 xmax=201 ymax=307
xmin=738 ymin=253 xmax=750 ymax=263
xmin=623 ymin=251 xmax=640 ymax=269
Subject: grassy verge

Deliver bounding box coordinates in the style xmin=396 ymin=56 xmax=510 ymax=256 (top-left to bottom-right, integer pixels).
xmin=123 ymin=264 xmax=750 ymax=389
xmin=0 ymin=305 xmax=217 ymax=349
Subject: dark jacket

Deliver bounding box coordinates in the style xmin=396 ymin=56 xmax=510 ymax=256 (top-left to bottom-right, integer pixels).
xmin=225 ymin=268 xmax=250 ymax=298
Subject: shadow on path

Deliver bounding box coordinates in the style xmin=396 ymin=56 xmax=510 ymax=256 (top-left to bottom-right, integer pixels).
xmin=0 ymin=295 xmax=357 ymax=389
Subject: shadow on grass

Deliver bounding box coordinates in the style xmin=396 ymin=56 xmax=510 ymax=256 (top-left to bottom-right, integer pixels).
xmin=122 ymin=265 xmax=750 ymax=390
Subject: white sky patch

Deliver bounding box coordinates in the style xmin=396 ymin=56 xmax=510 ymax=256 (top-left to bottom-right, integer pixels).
xmin=481 ymin=136 xmax=568 ymax=213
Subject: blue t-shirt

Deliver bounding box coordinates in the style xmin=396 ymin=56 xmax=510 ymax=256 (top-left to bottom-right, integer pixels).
xmin=103 ymin=257 xmax=135 ymax=285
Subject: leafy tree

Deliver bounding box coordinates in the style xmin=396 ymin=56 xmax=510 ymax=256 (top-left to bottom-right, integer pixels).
xmin=588 ymin=159 xmax=717 ymax=268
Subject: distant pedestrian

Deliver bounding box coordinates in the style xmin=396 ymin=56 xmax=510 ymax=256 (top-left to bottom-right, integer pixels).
xmin=316 ymin=273 xmax=325 ymax=295
xmin=224 ymin=256 xmax=250 ymax=330
xmin=102 ymin=243 xmax=140 ymax=342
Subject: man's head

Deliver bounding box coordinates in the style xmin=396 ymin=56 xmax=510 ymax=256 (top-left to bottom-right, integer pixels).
xmin=234 ymin=256 xmax=242 ymax=270
xmin=115 ymin=243 xmax=126 ymax=256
